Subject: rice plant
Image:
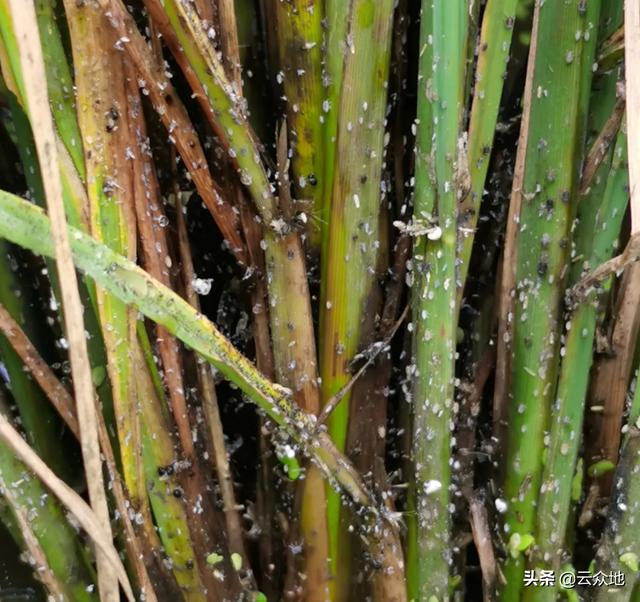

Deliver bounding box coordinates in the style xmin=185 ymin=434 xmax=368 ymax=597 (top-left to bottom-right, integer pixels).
xmin=0 ymin=1 xmax=639 ymax=601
